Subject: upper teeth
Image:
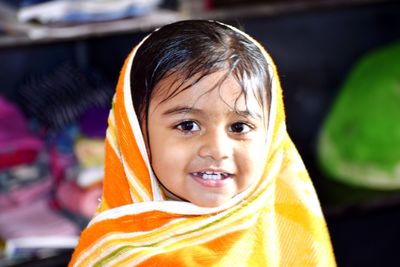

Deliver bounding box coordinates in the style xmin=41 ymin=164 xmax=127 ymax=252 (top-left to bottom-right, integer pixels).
xmin=193 ymin=172 xmax=229 ymax=180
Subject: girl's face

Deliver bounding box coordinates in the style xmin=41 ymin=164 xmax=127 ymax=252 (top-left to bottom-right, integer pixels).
xmin=145 ymin=70 xmax=269 ymax=207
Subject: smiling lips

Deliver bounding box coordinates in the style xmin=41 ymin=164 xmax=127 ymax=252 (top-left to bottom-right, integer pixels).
xmin=192 ymin=171 xmax=230 ymax=180
xmin=190 ymin=171 xmax=233 ymax=187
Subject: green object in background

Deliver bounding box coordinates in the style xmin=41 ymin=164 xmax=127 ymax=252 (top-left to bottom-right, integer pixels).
xmin=318 ymin=42 xmax=400 ymax=190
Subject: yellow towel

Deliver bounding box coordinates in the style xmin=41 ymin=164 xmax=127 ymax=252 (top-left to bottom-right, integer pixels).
xmin=69 ymin=22 xmax=336 ymax=267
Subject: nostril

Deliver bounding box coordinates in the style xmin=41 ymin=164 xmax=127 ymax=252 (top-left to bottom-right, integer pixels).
xmin=197 ymin=131 xmax=233 ymax=160
xmin=198 ymin=145 xmax=232 ymax=160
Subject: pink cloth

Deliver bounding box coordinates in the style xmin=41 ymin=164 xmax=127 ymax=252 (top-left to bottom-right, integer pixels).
xmin=55 ymin=180 xmax=102 ymax=218
xmin=48 ymin=147 xmax=76 ymax=184
xmin=0 ymin=198 xmax=78 ymax=239
xmin=0 ymin=96 xmax=43 ymax=170
xmin=0 ymin=176 xmax=52 ymax=210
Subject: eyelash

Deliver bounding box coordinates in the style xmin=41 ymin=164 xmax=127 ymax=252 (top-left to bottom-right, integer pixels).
xmin=229 ymin=122 xmax=254 ymax=134
xmin=175 ymin=120 xmax=200 ymax=133
xmin=174 ymin=120 xmax=254 ymax=135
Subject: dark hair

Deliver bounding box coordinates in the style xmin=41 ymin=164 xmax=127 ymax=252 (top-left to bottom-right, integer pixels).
xmin=130 ymin=20 xmax=271 ymax=124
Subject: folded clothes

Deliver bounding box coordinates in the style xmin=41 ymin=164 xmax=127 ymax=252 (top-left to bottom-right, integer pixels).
xmin=55 ymin=180 xmax=102 ymax=218
xmin=18 ymin=0 xmax=162 ymax=24
xmin=0 ymin=152 xmax=49 ymax=193
xmin=74 ymin=137 xmax=105 ymax=168
xmin=0 ymin=198 xmax=79 ymax=240
xmin=0 ymin=96 xmax=43 ymax=170
xmin=76 ymin=166 xmax=104 ymax=188
xmin=0 ymin=176 xmax=52 ymax=210
xmin=0 ymin=149 xmax=39 ymax=171
xmin=48 ymin=148 xmax=76 ymax=187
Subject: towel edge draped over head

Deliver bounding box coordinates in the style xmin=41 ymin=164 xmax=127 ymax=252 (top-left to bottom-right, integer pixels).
xmin=69 ymin=20 xmax=336 ymax=267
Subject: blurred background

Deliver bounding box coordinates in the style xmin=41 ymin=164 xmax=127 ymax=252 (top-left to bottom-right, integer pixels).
xmin=0 ymin=0 xmax=399 ymax=266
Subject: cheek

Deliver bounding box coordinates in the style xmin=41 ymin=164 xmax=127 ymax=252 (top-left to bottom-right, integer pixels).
xmin=149 ymin=136 xmax=189 ymax=177
xmin=149 ymin=135 xmax=169 ymax=168
xmin=242 ymin=148 xmax=265 ymax=173
xmin=152 ymin=144 xmax=174 ymax=165
xmin=149 ymin=139 xmax=173 ymax=187
xmin=239 ymin=137 xmax=268 ymax=180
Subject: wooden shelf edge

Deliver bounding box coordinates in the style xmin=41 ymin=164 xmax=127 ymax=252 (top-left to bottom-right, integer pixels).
xmin=0 ymin=0 xmax=396 ymax=47
xmin=0 ymin=9 xmax=186 ymax=47
xmin=188 ymin=0 xmax=394 ymax=20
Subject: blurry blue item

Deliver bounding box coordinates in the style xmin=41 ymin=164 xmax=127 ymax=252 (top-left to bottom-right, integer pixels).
xmin=46 ymin=124 xmax=79 ymax=154
xmin=317 ymin=42 xmax=400 ymax=189
xmin=17 ymin=0 xmax=162 ymax=24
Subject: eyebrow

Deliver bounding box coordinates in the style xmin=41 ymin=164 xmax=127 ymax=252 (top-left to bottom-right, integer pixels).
xmin=235 ymin=109 xmax=263 ymax=120
xmin=162 ymin=105 xmax=263 ymax=120
xmin=162 ymin=106 xmax=202 ymax=116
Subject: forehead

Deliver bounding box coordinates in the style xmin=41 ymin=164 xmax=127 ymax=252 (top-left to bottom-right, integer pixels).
xmin=151 ymin=70 xmax=264 ymax=112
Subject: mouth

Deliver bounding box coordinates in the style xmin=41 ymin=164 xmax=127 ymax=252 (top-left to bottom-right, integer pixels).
xmin=191 ymin=171 xmax=231 ymax=180
xmin=190 ymin=171 xmax=233 ymax=187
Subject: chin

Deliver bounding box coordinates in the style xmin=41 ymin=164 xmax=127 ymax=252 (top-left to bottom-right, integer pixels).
xmin=191 ymin=196 xmax=231 ymax=208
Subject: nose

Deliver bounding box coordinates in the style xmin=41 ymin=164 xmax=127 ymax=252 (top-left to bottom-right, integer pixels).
xmin=198 ymin=127 xmax=232 ymax=161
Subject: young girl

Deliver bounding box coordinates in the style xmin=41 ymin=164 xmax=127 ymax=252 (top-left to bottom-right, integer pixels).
xmin=69 ymin=20 xmax=336 ymax=266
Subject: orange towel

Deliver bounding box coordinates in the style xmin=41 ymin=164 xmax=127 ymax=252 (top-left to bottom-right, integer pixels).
xmin=69 ymin=22 xmax=336 ymax=266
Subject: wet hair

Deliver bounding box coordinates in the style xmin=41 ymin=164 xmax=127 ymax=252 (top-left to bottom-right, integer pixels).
xmin=130 ymin=20 xmax=271 ymax=124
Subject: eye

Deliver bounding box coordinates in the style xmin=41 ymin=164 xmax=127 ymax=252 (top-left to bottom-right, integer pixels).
xmin=175 ymin=120 xmax=200 ymax=133
xmin=229 ymin=122 xmax=253 ymax=134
